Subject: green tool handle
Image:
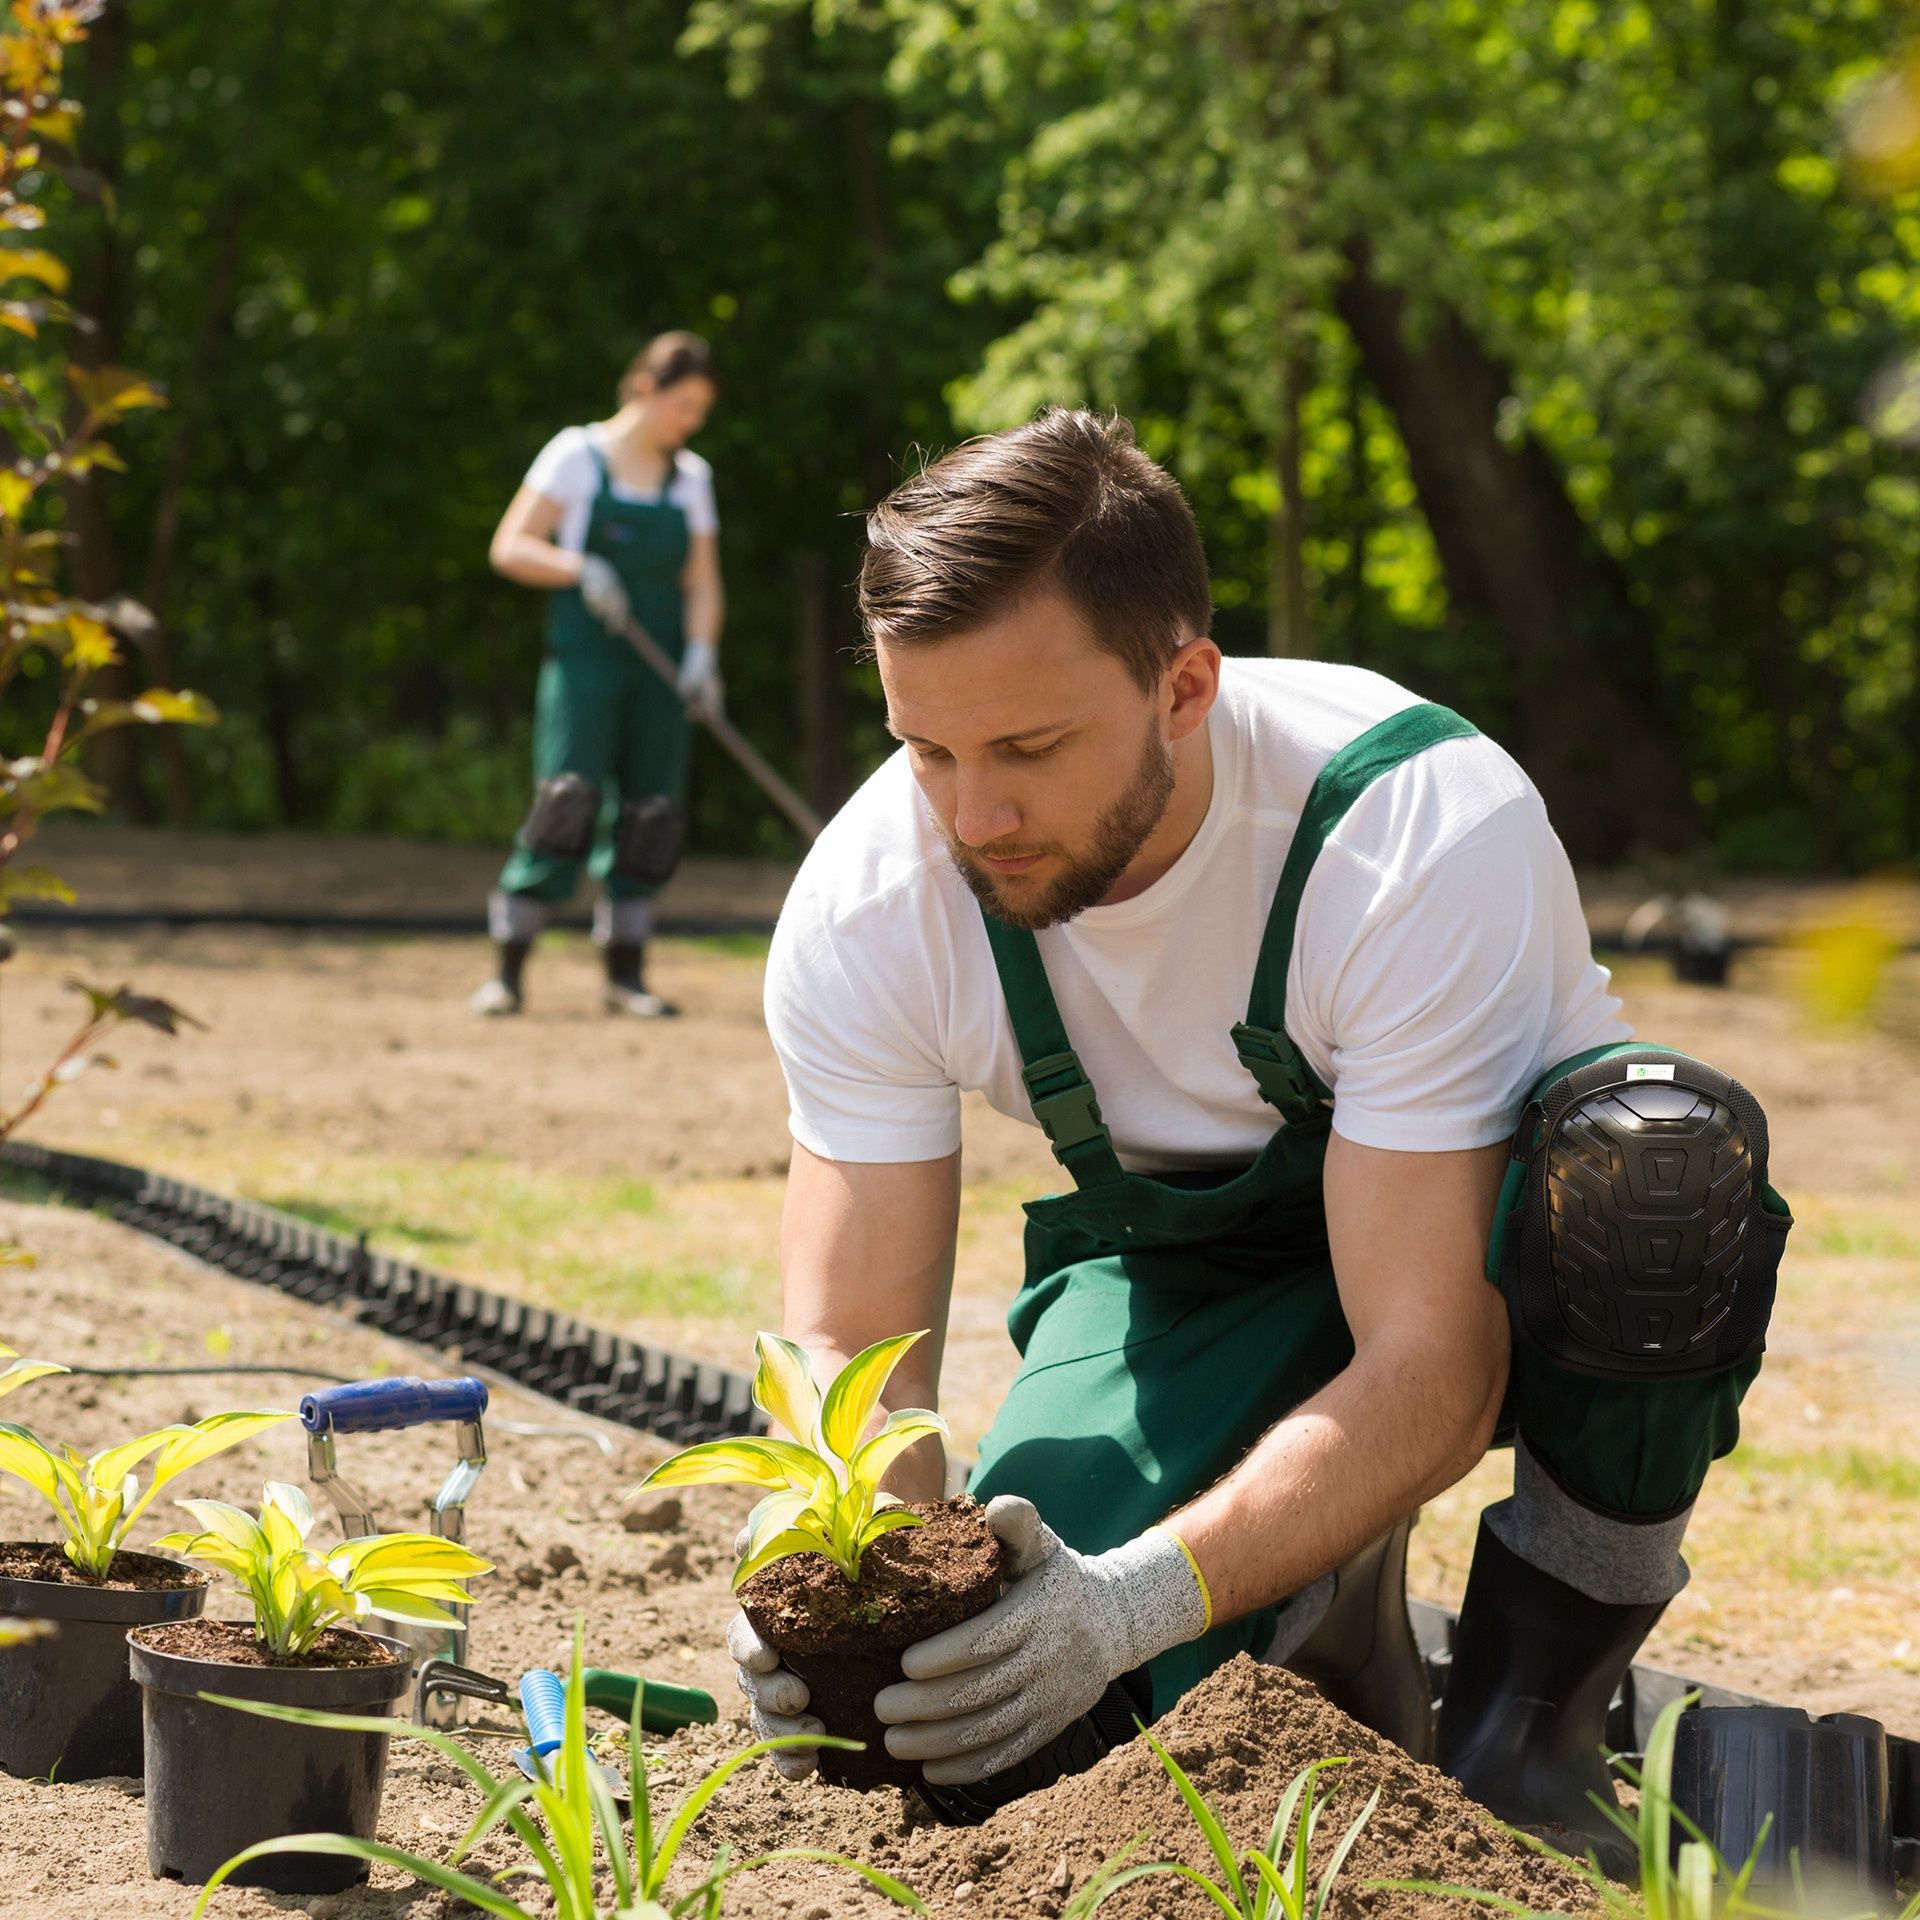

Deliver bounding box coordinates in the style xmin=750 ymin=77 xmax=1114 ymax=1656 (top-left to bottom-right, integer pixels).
xmin=583 ymin=1667 xmax=718 ymax=1733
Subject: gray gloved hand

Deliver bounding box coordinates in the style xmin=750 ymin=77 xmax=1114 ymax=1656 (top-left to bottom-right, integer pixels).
xmin=577 ymin=553 xmax=630 ymax=631
xmin=727 ymin=1523 xmax=822 ymax=1782
xmin=677 ymin=637 xmax=723 ymax=720
xmin=872 ymin=1494 xmax=1208 ymax=1786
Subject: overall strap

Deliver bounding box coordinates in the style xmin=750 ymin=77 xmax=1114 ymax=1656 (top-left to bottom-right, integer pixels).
xmin=1234 ymin=703 xmax=1481 ymax=1129
xmin=980 ymin=913 xmax=1127 ymax=1189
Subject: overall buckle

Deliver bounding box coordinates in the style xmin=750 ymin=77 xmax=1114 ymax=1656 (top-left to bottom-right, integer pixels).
xmin=1231 ymin=1022 xmax=1328 ymax=1118
xmin=1021 ymin=1050 xmax=1110 ymax=1154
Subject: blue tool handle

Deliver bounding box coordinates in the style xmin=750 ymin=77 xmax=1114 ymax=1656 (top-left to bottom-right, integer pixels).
xmin=520 ymin=1669 xmax=567 ymax=1757
xmin=299 ymin=1375 xmax=489 ymax=1435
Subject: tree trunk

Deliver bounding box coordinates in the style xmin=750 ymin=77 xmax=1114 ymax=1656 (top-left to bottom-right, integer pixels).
xmin=1334 ymin=236 xmax=1694 ymax=861
xmin=794 ymin=549 xmax=849 ymax=815
xmin=1266 ymin=351 xmax=1311 ymax=658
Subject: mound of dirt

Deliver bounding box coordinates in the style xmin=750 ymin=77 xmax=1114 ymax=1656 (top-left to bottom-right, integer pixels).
xmin=668 ymin=1654 xmax=1601 ymax=1919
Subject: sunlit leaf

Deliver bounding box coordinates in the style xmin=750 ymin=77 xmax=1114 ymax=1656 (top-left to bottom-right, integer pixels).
xmin=819 ymin=1330 xmax=924 ymax=1465
xmin=751 ymin=1332 xmax=822 ymax=1447
xmin=0 ymin=247 xmax=66 ymax=292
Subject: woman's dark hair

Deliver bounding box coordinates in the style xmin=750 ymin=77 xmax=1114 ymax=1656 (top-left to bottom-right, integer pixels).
xmin=619 ymin=331 xmax=716 ymax=401
xmin=857 ymin=408 xmax=1212 ymax=692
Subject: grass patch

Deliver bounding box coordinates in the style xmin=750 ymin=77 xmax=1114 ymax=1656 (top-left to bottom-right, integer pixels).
xmin=677 ymin=929 xmax=774 ymax=960
xmin=1732 ymin=1442 xmax=1920 ymax=1503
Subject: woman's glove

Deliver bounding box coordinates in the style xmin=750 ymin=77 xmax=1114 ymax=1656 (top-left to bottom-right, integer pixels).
xmin=678 ymin=637 xmax=724 ymax=719
xmin=577 ymin=553 xmax=630 ymax=631
xmin=872 ymin=1495 xmax=1209 ymax=1785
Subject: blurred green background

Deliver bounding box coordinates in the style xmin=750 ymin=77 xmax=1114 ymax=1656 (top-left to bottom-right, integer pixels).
xmin=8 ymin=0 xmax=1919 ymax=871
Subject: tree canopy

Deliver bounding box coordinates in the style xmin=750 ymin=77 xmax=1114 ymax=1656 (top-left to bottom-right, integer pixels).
xmin=7 ymin=0 xmax=1917 ymax=870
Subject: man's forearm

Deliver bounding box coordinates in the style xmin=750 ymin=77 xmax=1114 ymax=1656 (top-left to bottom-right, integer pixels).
xmin=1168 ymin=1321 xmax=1506 ymax=1625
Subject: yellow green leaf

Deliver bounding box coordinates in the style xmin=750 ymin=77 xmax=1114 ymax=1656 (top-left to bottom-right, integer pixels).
xmin=856 ymin=1507 xmax=925 ymax=1553
xmin=632 ymin=1435 xmax=827 ymax=1497
xmin=355 ymin=1588 xmax=463 ymax=1629
xmin=1 ymin=306 xmax=39 ymax=340
xmin=0 ymin=248 xmax=67 ymax=292
xmin=819 ymin=1331 xmax=925 ymax=1465
xmin=129 ymin=687 xmax=219 ymax=727
xmin=0 ymin=866 xmax=76 ymax=907
xmin=730 ymin=1524 xmax=834 ymax=1590
xmin=61 ymin=614 xmax=118 ymax=672
xmin=751 ymin=1332 xmax=822 ymax=1446
xmin=850 ymin=1409 xmax=949 ymax=1495
xmin=0 ymin=1355 xmax=67 ymax=1401
xmin=87 ymin=1425 xmax=180 ymax=1495
xmin=68 ymin=363 xmax=167 ymax=417
xmin=0 ymin=1424 xmax=65 ymax=1504
xmin=0 ymin=469 xmax=33 ymax=519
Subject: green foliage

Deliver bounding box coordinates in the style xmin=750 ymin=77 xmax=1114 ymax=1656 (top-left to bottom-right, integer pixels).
xmin=0 ymin=1407 xmax=290 ymax=1578
xmin=633 ymin=1330 xmax=947 ymax=1587
xmin=1371 ymin=1692 xmax=1920 ymax=1920
xmin=152 ymin=1480 xmax=490 ymax=1658
xmin=1070 ymin=1737 xmax=1380 ymax=1920
xmin=186 ymin=1624 xmax=926 ymax=1919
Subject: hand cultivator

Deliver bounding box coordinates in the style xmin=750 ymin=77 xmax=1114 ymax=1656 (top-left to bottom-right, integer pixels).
xmin=300 ymin=1374 xmax=488 ymax=1721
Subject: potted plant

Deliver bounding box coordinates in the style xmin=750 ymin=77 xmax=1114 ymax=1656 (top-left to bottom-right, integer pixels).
xmin=632 ymin=1331 xmax=1005 ymax=1791
xmin=0 ymin=1402 xmax=288 ymax=1780
xmin=185 ymin=1626 xmax=929 ymax=1918
xmin=135 ymin=1479 xmax=491 ymax=1893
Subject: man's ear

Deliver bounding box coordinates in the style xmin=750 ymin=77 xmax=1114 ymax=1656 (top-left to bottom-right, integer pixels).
xmin=1165 ymin=637 xmax=1223 ymax=743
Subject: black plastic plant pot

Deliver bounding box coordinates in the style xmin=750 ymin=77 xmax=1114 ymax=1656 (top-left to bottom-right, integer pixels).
xmin=0 ymin=1543 xmax=208 ymax=1782
xmin=128 ymin=1624 xmax=414 ymax=1894
xmin=1668 ymin=1705 xmax=1894 ymax=1900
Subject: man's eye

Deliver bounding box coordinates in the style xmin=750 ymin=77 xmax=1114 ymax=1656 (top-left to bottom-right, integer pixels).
xmin=910 ymin=743 xmax=952 ymax=764
xmin=1010 ymin=738 xmax=1065 ymax=760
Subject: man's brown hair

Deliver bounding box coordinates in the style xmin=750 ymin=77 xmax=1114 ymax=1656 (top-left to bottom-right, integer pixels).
xmin=858 ymin=409 xmax=1213 ymax=691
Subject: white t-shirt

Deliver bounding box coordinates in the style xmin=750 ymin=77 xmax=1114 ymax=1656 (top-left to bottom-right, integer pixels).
xmin=523 ymin=425 xmax=719 ymax=552
xmin=765 ymin=659 xmax=1628 ymax=1171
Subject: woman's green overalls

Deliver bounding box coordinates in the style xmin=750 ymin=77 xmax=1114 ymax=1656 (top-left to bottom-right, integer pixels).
xmin=967 ymin=704 xmax=1758 ymax=1717
xmin=499 ymin=446 xmax=693 ymax=905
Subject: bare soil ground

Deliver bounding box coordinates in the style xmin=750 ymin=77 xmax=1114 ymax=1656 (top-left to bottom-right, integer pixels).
xmin=0 ymin=1201 xmax=1605 ymax=1919
xmin=2 ymin=845 xmax=1917 ymax=1749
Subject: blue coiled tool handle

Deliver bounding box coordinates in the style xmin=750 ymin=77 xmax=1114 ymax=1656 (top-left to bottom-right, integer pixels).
xmin=299 ymin=1375 xmax=488 ymax=1435
xmin=519 ymin=1669 xmax=567 ymax=1757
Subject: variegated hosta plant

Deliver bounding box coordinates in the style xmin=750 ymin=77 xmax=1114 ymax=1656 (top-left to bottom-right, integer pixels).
xmin=152 ymin=1481 xmax=491 ymax=1658
xmin=0 ymin=1408 xmax=290 ymax=1578
xmin=633 ymin=1331 xmax=947 ymax=1589
xmin=0 ymin=1339 xmax=66 ymax=1403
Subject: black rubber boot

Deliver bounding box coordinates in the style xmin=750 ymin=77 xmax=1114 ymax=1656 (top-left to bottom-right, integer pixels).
xmin=469 ymin=939 xmax=531 ymax=1016
xmin=1437 ymin=1517 xmax=1665 ymax=1879
xmin=603 ymin=942 xmax=678 ymax=1018
xmin=1287 ymin=1516 xmax=1434 ymax=1761
xmin=910 ymin=1671 xmax=1148 ymax=1826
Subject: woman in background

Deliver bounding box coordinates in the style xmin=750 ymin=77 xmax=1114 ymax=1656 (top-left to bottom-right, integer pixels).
xmin=472 ymin=330 xmax=724 ymax=1018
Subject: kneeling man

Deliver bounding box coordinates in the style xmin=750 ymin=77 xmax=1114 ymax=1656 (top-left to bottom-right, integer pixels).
xmin=731 ymin=410 xmax=1785 ymax=1859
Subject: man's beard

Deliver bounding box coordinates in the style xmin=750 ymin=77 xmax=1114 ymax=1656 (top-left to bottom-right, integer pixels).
xmin=944 ymin=720 xmax=1176 ymax=932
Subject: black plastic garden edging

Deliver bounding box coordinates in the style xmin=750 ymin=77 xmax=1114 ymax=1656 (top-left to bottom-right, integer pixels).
xmin=0 ymin=1138 xmax=766 ymax=1449
xmin=3 ymin=1134 xmax=1914 ymax=1879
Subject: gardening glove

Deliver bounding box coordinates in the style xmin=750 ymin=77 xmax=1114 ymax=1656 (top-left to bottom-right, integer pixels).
xmin=872 ymin=1494 xmax=1209 ymax=1786
xmin=577 ymin=553 xmax=630 ymax=632
xmin=727 ymin=1520 xmax=823 ymax=1783
xmin=677 ymin=637 xmax=723 ymax=720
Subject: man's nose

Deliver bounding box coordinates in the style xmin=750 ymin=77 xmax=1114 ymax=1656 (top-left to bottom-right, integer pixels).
xmin=951 ymin=767 xmax=1020 ymax=849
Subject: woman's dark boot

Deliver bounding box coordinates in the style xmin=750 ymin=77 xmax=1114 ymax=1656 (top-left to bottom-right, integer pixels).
xmin=1437 ymin=1518 xmax=1663 ymax=1880
xmin=603 ymin=941 xmax=678 ymax=1018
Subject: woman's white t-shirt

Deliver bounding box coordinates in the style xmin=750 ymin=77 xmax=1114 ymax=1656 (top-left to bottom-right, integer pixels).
xmin=523 ymin=425 xmax=719 ymax=553
xmin=764 ymin=658 xmax=1628 ymax=1172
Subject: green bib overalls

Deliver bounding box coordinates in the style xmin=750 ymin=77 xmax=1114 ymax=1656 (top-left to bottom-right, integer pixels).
xmin=967 ymin=704 xmax=1759 ymax=1717
xmin=500 ymin=445 xmax=694 ymax=904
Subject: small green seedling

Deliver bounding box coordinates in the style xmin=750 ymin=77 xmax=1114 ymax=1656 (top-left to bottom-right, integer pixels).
xmin=1071 ymin=1737 xmax=1380 ymax=1920
xmin=186 ymin=1624 xmax=927 ymax=1919
xmin=152 ymin=1480 xmax=491 ymax=1658
xmin=0 ymin=1339 xmax=66 ymax=1403
xmin=0 ymin=1407 xmax=290 ymax=1577
xmin=1370 ymin=1692 xmax=1920 ymax=1920
xmin=633 ymin=1331 xmax=948 ymax=1587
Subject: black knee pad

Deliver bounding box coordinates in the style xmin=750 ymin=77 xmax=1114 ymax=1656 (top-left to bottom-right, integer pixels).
xmin=517 ymin=772 xmax=600 ymax=860
xmin=610 ymin=795 xmax=685 ymax=886
xmin=1487 ymin=1045 xmax=1791 ymax=1380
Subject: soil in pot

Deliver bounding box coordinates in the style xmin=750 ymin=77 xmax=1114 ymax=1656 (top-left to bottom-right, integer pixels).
xmin=738 ymin=1495 xmax=1005 ymax=1792
xmin=0 ymin=1542 xmax=208 ymax=1783
xmin=128 ymin=1618 xmax=412 ymax=1894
